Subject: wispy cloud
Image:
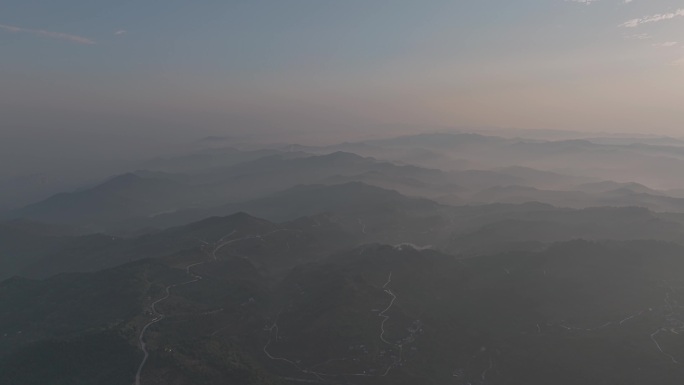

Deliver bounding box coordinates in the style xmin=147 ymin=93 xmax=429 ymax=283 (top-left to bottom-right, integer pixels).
xmin=625 ymin=33 xmax=651 ymax=40
xmin=621 ymin=9 xmax=684 ymax=28
xmin=653 ymin=41 xmax=678 ymax=48
xmin=114 ymin=30 xmax=127 ymax=36
xmin=0 ymin=23 xmax=95 ymax=45
xmin=567 ymin=0 xmax=633 ymax=4
xmin=670 ymin=57 xmax=684 ymax=66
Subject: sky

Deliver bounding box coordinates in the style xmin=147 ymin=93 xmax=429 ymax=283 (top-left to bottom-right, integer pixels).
xmin=1 ymin=0 xmax=684 ymax=155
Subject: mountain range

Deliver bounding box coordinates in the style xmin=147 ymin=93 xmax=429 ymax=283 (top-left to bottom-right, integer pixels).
xmin=5 ymin=130 xmax=684 ymax=384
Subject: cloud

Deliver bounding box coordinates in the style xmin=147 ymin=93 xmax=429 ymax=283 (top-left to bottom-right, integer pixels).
xmin=670 ymin=57 xmax=684 ymax=66
xmin=114 ymin=30 xmax=127 ymax=36
xmin=653 ymin=41 xmax=678 ymax=48
xmin=625 ymin=33 xmax=651 ymax=40
xmin=621 ymin=9 xmax=684 ymax=28
xmin=0 ymin=23 xmax=95 ymax=45
xmin=567 ymin=0 xmax=633 ymax=4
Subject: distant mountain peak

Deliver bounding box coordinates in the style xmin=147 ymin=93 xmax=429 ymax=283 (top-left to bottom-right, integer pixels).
xmin=316 ymin=151 xmax=367 ymax=162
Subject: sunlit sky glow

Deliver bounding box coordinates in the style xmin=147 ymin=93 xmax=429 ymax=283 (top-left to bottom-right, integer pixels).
xmin=1 ymin=0 xmax=683 ymax=139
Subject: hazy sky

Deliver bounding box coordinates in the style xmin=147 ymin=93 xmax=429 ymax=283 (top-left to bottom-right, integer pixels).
xmin=2 ymin=0 xmax=684 ymax=146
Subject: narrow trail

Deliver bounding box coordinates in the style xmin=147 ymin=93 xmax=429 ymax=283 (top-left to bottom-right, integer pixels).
xmin=651 ymin=329 xmax=679 ymax=364
xmin=549 ymin=285 xmax=684 ymax=367
xmin=134 ymin=229 xmax=246 ymax=385
xmin=263 ymin=312 xmax=384 ymax=381
xmin=618 ymin=310 xmax=646 ymax=325
xmin=261 ymin=272 xmax=398 ymax=382
xmin=134 ymin=271 xmax=202 ymax=385
xmin=204 ymin=228 xmax=303 ymax=339
xmin=263 ymin=313 xmax=328 ymax=383
xmin=378 ymin=271 xmax=403 ymax=376
xmin=261 ymin=270 xmax=423 ymax=382
xmin=379 ymin=272 xmax=397 ymax=346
